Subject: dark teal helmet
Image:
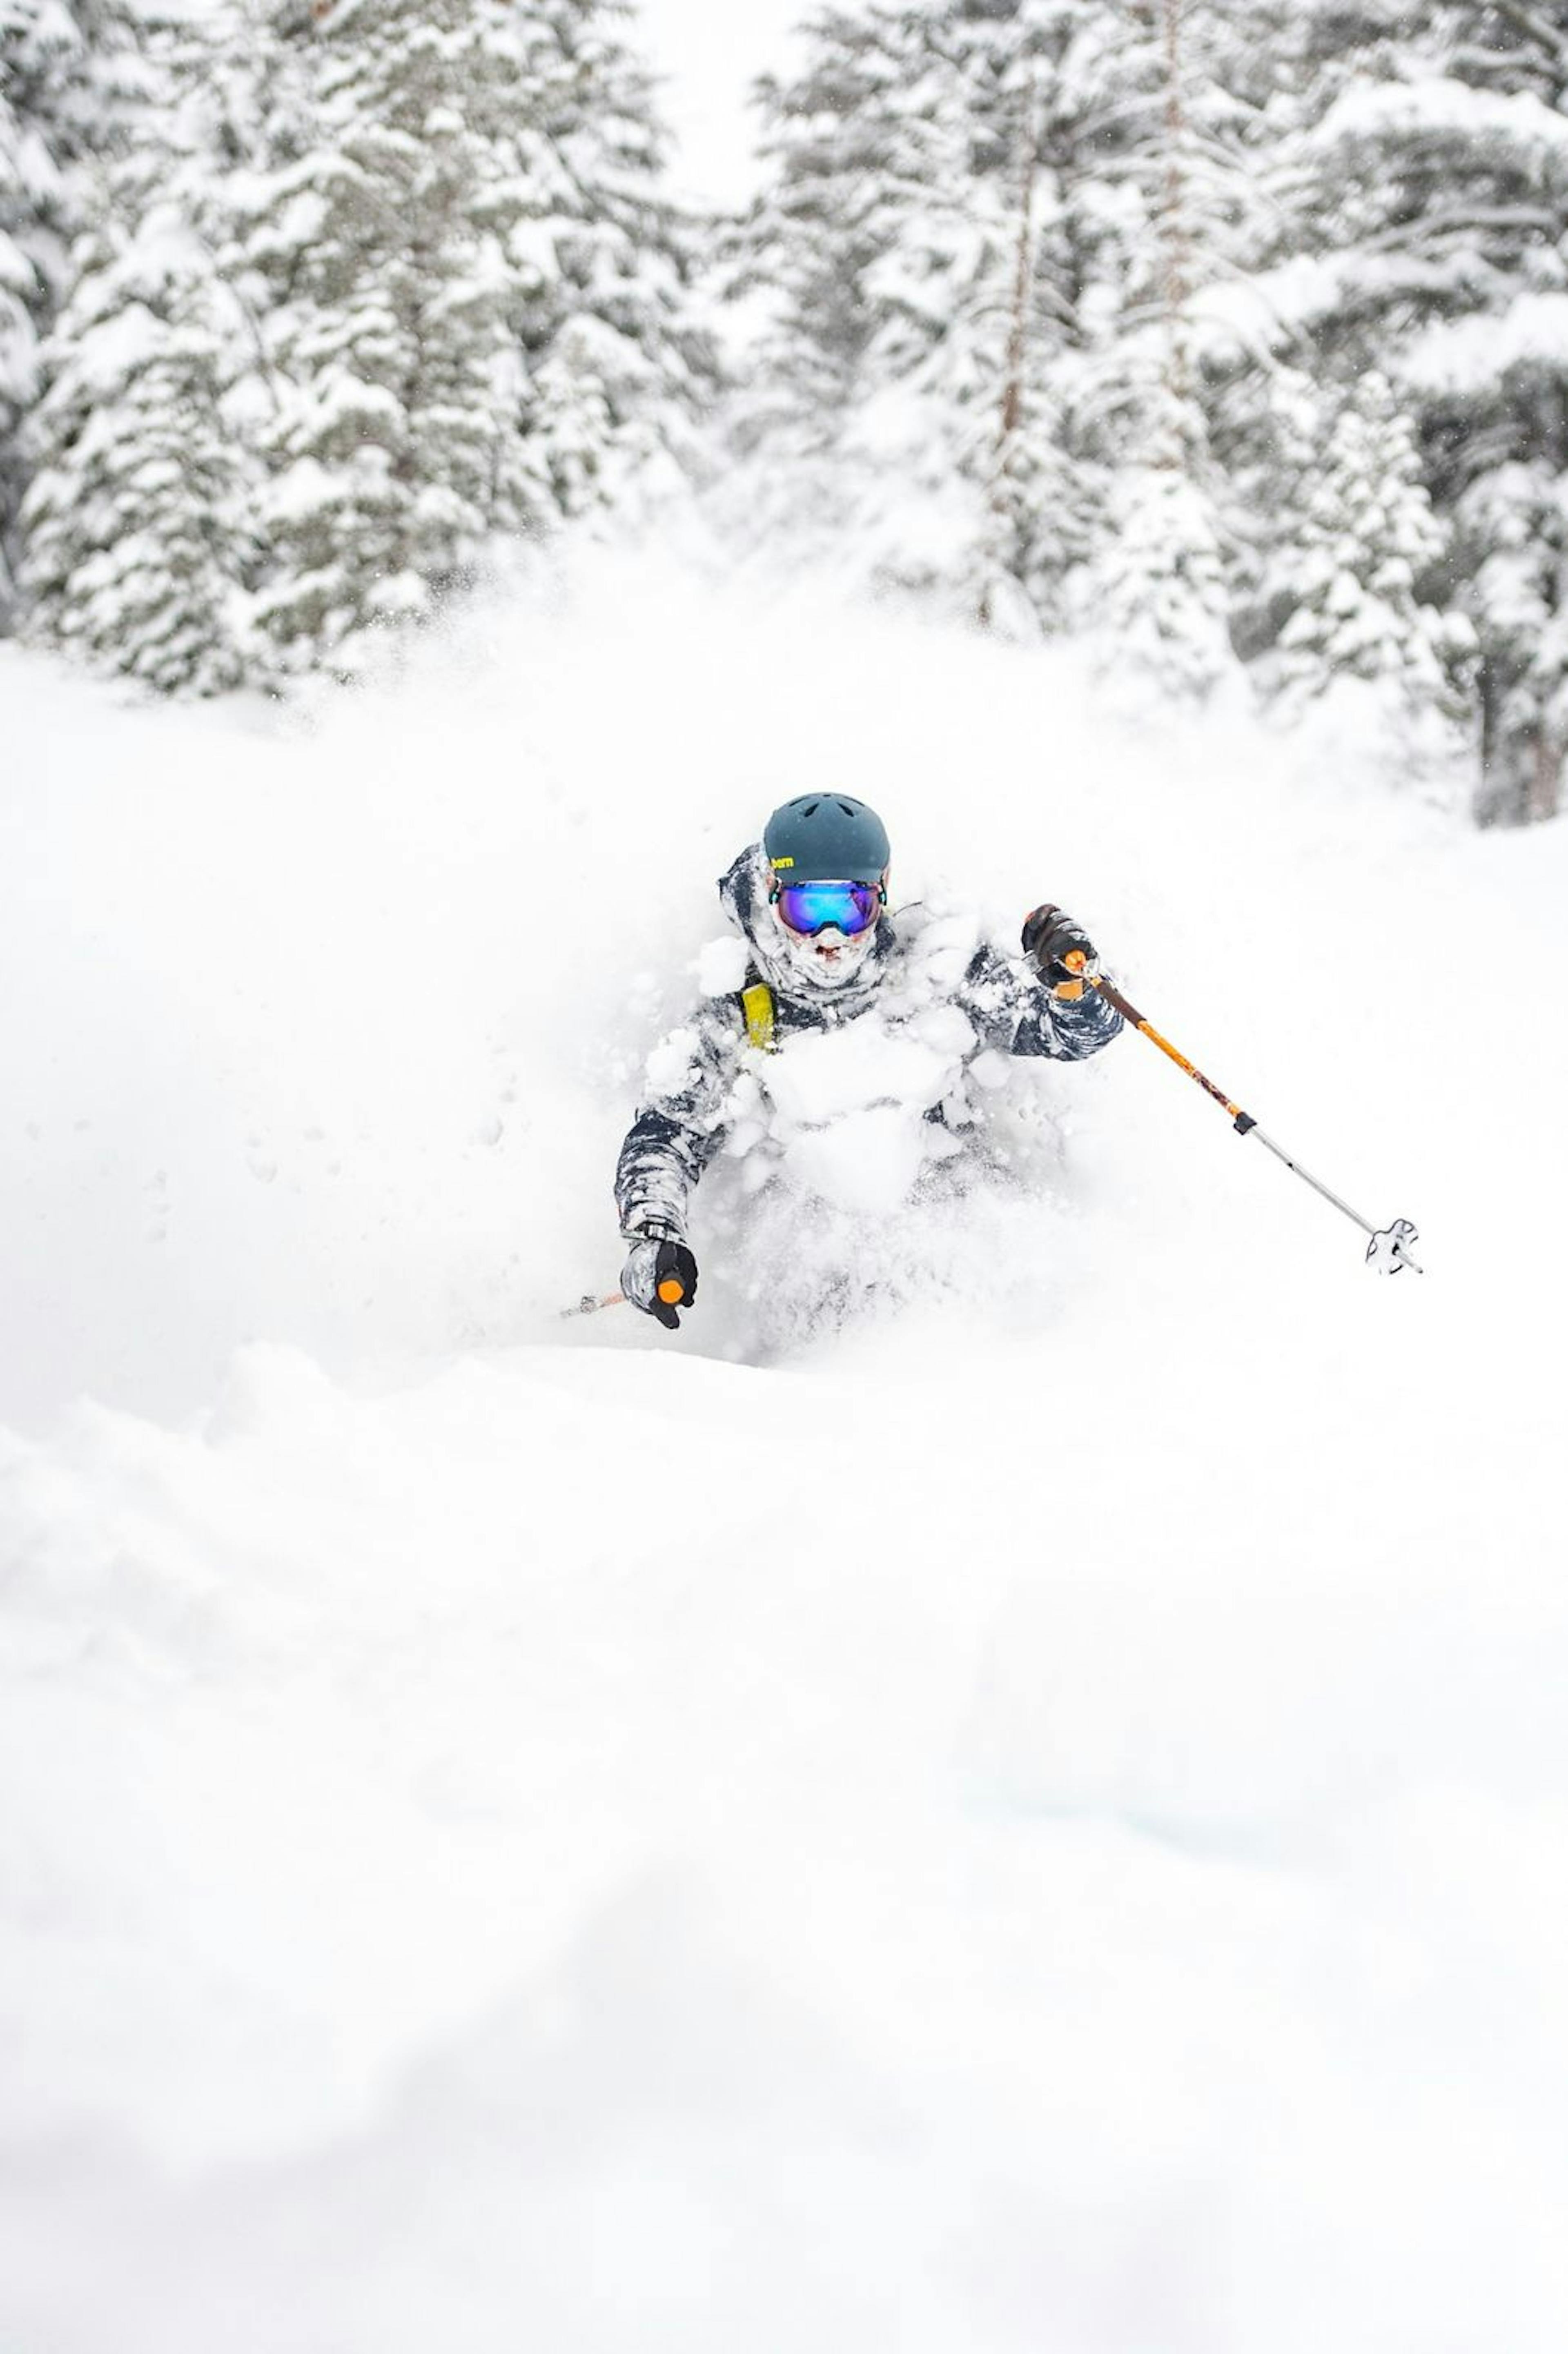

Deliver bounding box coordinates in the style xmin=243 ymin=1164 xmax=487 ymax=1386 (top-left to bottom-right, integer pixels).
xmin=763 ymin=793 xmax=891 ymax=884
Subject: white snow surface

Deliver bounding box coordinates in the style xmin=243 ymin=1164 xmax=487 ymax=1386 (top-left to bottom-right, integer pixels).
xmin=2 ymin=551 xmax=1567 ymax=2351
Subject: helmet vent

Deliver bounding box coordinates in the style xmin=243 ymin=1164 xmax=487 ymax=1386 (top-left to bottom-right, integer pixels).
xmin=762 ymin=793 xmax=889 ymax=884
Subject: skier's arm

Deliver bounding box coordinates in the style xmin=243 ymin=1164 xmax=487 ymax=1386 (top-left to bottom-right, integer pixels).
xmin=616 ymin=1105 xmax=725 ymax=1238
xmin=614 ymin=1002 xmax=743 ymax=1243
xmin=1009 ymin=969 xmax=1123 ymax=1061
xmin=958 ymin=940 xmax=1124 ymax=1062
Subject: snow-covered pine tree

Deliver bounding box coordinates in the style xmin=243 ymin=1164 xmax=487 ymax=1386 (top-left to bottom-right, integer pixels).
xmin=1082 ymin=384 xmax=1233 ymax=699
xmin=729 ymin=1 xmax=1107 ymax=627
xmin=1 ymin=0 xmax=80 ymax=627
xmin=222 ymin=0 xmax=545 ymax=677
xmin=1428 ymin=0 xmax=1568 ymax=822
xmin=971 ymin=31 xmax=1056 ymax=633
xmin=514 ymin=0 xmax=718 ymax=521
xmin=891 ymin=0 xmax=1102 ymax=635
xmin=841 ymin=2 xmax=1061 ymax=629
xmin=224 ymin=0 xmax=710 ymax=679
xmin=1452 ymin=443 xmax=1568 ymax=824
xmin=942 ymin=0 xmax=1286 ymax=648
xmin=22 ymin=197 xmax=254 ymax=692
xmin=725 ymin=4 xmax=948 ymax=555
xmin=0 ymin=51 xmax=39 ymax=623
xmin=731 ymin=0 xmax=1280 ymax=670
xmin=1269 ymin=369 xmax=1469 ymax=728
xmin=2 ymin=0 xmax=147 ymax=173
xmin=1276 ymin=0 xmax=1568 ymax=818
xmin=20 ymin=0 xmax=265 ymax=690
xmin=2 ymin=0 xmax=94 ymax=316
xmin=2 ymin=0 xmax=169 ymax=630
xmin=1063 ymin=0 xmax=1261 ymax=697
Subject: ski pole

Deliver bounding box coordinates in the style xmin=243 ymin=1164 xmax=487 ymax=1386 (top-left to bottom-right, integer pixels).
xmin=560 ymin=1273 xmax=691 ymax=1320
xmin=1062 ymin=953 xmax=1423 ymax=1275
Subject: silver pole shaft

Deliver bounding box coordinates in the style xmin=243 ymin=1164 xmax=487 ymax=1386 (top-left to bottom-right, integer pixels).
xmin=1245 ymin=1125 xmax=1378 ymax=1237
xmin=1245 ymin=1127 xmax=1423 ymax=1272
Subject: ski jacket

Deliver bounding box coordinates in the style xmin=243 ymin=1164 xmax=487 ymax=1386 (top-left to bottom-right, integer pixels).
xmin=615 ymin=846 xmax=1123 ymax=1244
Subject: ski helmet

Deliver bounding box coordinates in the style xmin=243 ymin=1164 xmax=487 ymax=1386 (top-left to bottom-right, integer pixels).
xmin=763 ymin=793 xmax=890 ymax=885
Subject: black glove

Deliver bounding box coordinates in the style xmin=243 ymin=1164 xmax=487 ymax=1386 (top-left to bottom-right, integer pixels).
xmin=1022 ymin=903 xmax=1098 ymax=999
xmin=621 ymin=1236 xmax=699 ymax=1331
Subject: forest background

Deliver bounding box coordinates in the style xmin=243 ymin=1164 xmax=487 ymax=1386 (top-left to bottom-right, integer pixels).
xmin=7 ymin=0 xmax=1568 ymax=827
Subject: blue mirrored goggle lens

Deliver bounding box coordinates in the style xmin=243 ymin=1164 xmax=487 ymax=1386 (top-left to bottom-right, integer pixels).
xmin=775 ymin=882 xmax=880 ymax=937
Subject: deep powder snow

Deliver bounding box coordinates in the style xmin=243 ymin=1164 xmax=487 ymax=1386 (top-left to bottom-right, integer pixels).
xmin=2 ymin=556 xmax=1566 ymax=2353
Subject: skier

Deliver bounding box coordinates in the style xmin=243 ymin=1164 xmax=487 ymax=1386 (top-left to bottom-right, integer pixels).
xmin=615 ymin=794 xmax=1123 ymax=1329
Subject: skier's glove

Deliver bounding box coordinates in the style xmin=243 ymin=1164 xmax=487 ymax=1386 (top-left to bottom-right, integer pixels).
xmin=1022 ymin=904 xmax=1098 ymax=1000
xmin=621 ymin=1236 xmax=699 ymax=1331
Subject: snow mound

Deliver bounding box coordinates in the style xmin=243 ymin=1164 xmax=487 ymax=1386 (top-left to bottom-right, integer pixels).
xmin=3 ymin=557 xmax=1567 ymax=2350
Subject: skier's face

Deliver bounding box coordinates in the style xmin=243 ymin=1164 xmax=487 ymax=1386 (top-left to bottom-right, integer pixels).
xmin=771 ymin=874 xmax=885 ymax=988
xmin=796 ymin=925 xmax=873 ymax=984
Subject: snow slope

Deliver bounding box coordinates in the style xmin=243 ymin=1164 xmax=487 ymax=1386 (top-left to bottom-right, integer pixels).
xmin=2 ymin=555 xmax=1566 ymax=2352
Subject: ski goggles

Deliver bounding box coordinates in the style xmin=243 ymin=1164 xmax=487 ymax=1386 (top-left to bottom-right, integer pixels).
xmin=772 ymin=880 xmax=882 ymax=938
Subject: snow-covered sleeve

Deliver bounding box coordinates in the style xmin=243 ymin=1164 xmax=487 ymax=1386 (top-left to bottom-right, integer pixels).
xmin=614 ymin=997 xmax=747 ymax=1242
xmin=956 ymin=943 xmax=1124 ymax=1062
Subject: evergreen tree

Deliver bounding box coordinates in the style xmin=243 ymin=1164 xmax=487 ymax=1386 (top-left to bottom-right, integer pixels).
xmin=1062 ymin=0 xmax=1268 ymax=693
xmin=1270 ymin=370 xmax=1465 ymax=723
xmin=223 ymin=0 xmax=541 ymax=676
xmin=1276 ymin=0 xmax=1568 ymax=817
xmin=22 ymin=197 xmax=254 ymax=690
xmin=731 ymin=0 xmax=1271 ymax=677
xmin=516 ymin=0 xmax=717 ymax=520
xmin=1 ymin=0 xmax=162 ymax=627
xmin=223 ymin=0 xmax=713 ymax=678
xmin=726 ymin=4 xmax=949 ymax=547
xmin=1 ymin=55 xmax=40 ymax=622
xmin=1 ymin=0 xmax=74 ymax=625
xmin=20 ymin=0 xmax=264 ymax=684
xmin=871 ymin=0 xmax=1100 ymax=631
xmin=730 ymin=2 xmax=1094 ymax=619
xmin=1083 ymin=394 xmax=1234 ymax=697
xmin=1455 ymin=448 xmax=1568 ymax=824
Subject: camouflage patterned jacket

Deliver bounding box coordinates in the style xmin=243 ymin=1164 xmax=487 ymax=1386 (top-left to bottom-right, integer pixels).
xmin=615 ymin=846 xmax=1122 ymax=1243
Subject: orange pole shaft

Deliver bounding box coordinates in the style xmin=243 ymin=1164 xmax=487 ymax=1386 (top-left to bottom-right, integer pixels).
xmin=1088 ymin=973 xmax=1254 ymax=1131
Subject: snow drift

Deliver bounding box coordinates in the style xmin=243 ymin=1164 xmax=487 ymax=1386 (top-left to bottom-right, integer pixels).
xmin=2 ymin=552 xmax=1566 ymax=2352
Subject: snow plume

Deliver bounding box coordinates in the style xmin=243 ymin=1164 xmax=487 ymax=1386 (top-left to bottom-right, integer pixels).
xmin=683 ymin=876 xmax=1085 ymax=1357
xmin=691 ymin=998 xmax=1079 ymax=1361
xmin=3 ymin=555 xmax=1567 ymax=2351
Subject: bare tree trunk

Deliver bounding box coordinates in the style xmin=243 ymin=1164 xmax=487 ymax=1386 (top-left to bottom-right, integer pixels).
xmin=978 ymin=78 xmax=1038 ymax=630
xmin=1480 ymin=727 xmax=1562 ymax=826
xmin=1476 ymin=649 xmax=1564 ymax=825
xmin=0 ymin=530 xmax=18 ymax=636
xmin=1528 ymin=727 xmax=1563 ymax=822
xmin=1158 ymin=0 xmax=1192 ymax=422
